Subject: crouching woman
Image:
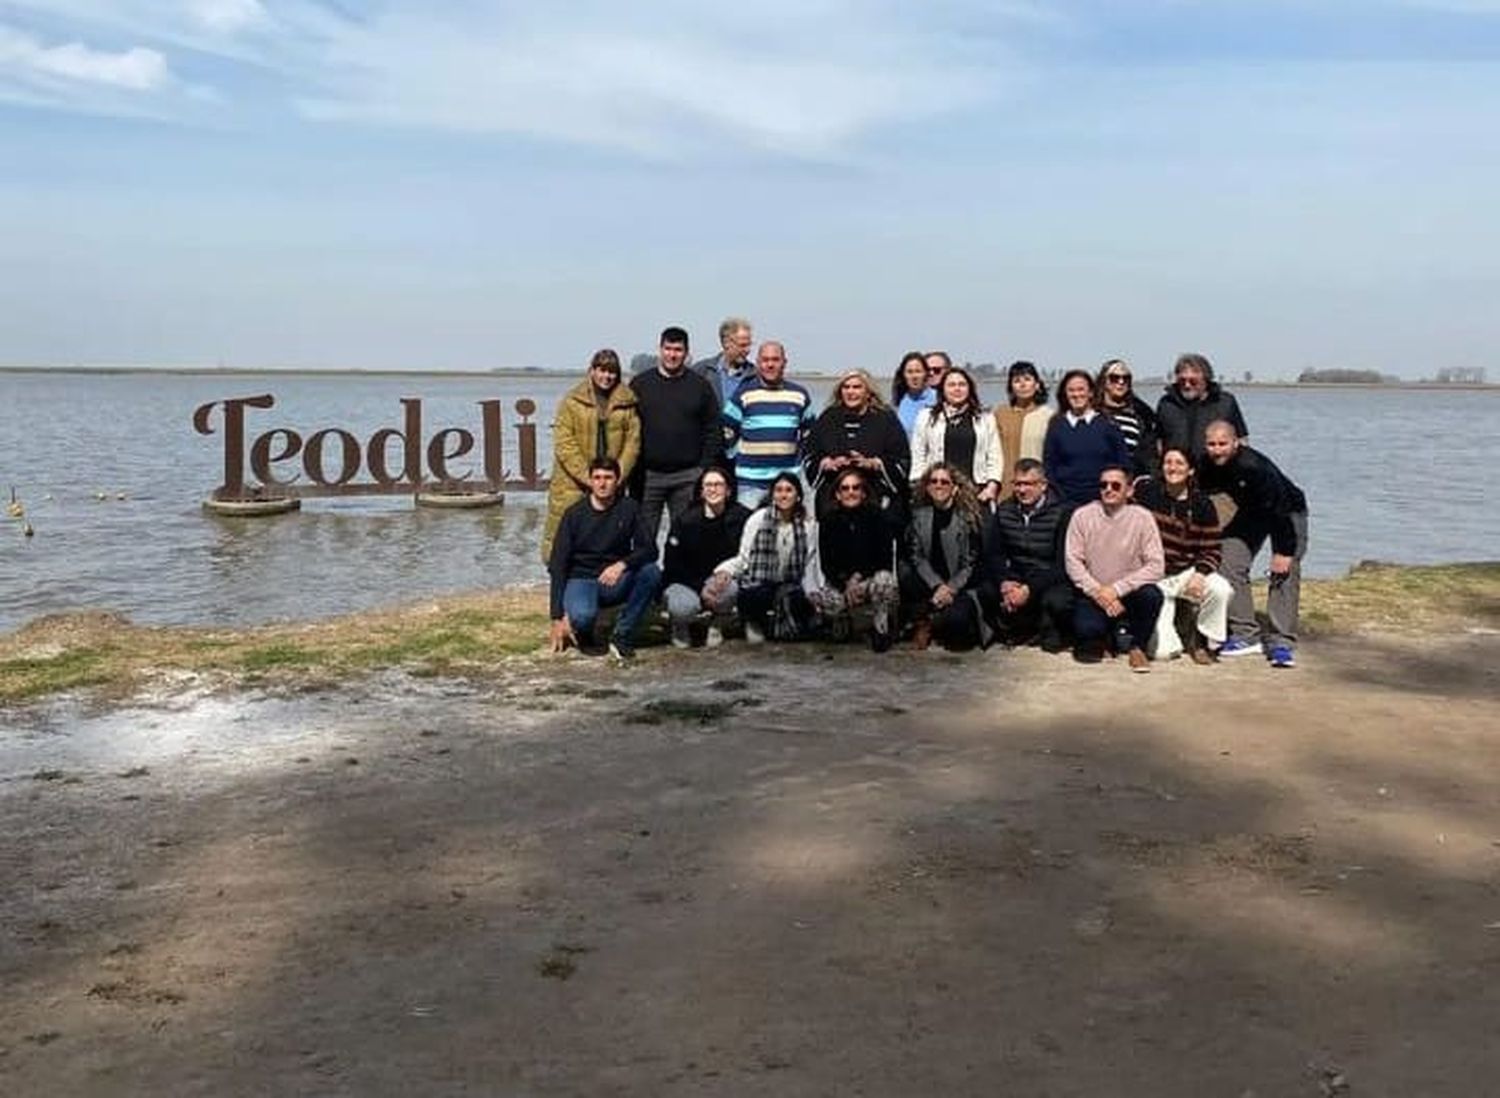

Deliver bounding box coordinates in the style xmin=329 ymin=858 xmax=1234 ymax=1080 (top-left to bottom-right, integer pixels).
xmin=1133 ymin=447 xmax=1233 ymax=661
xmin=817 ymin=470 xmax=900 ymax=651
xmin=717 ymin=473 xmax=825 ymax=643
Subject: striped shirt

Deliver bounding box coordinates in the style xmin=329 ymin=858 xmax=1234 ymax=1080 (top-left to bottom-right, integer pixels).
xmin=722 ymin=377 xmax=816 ymax=495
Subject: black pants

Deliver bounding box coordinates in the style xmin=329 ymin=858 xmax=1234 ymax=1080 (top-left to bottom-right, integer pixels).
xmin=981 ymin=575 xmax=1075 ymax=650
xmin=898 ymin=566 xmax=981 ymax=650
xmin=1072 ymin=585 xmax=1164 ymax=654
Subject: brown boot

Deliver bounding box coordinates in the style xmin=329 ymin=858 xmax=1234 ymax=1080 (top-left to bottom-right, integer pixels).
xmin=1127 ymin=647 xmax=1150 ymax=673
xmin=1190 ymin=645 xmax=1216 ymax=665
xmin=911 ymin=618 xmax=933 ymax=650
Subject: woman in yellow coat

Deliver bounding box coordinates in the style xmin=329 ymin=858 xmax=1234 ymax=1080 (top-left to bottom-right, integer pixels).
xmin=540 ymin=348 xmax=642 ymax=562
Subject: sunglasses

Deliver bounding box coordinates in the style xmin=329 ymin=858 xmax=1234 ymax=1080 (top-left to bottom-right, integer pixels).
xmin=837 ymin=483 xmax=865 ymax=494
xmin=1098 ymin=481 xmax=1127 ymax=491
xmin=927 ymin=477 xmax=953 ymax=486
xmin=1106 ymin=373 xmax=1131 ymax=383
xmin=926 ymin=366 xmax=946 ymax=375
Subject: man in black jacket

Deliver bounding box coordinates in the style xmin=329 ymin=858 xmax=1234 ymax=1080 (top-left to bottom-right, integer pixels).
xmin=629 ymin=325 xmax=723 ymax=541
xmin=1156 ymin=353 xmax=1249 ymax=461
xmin=981 ymin=459 xmax=1075 ymax=651
xmin=548 ymin=458 xmax=661 ymax=662
xmin=1199 ymin=421 xmax=1308 ymax=669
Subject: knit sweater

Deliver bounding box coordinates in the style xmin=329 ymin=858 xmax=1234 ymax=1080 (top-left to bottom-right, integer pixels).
xmin=721 ymin=377 xmax=816 ymax=497
xmin=548 ymin=496 xmax=659 ymax=618
xmin=1064 ymin=501 xmax=1165 ymax=597
xmin=629 ymin=367 xmax=722 ymax=474
xmin=1042 ymin=411 xmax=1131 ymax=505
xmin=1131 ymin=478 xmax=1223 ymax=575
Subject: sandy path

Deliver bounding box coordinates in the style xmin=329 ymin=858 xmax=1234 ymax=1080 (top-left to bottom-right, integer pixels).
xmin=2 ymin=636 xmax=1498 ymax=1096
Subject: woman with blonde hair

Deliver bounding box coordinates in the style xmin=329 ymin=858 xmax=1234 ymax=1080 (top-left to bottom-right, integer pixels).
xmin=900 ymin=463 xmax=989 ymax=650
xmin=539 ymin=348 xmax=641 ymax=562
xmin=803 ymin=368 xmax=910 ymax=522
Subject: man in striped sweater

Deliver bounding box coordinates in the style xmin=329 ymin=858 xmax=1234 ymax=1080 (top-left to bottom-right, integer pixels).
xmin=721 ymin=341 xmax=817 ymax=508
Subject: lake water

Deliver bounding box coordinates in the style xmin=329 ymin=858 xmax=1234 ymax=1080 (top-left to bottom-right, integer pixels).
xmin=1 ymin=371 xmax=1495 ymax=632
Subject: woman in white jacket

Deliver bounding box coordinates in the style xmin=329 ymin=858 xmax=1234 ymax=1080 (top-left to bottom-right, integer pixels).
xmin=910 ymin=366 xmax=1004 ymax=504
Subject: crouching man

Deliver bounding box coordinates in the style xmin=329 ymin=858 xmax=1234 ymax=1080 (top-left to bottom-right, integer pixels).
xmin=1064 ymin=465 xmax=1165 ymax=671
xmin=548 ymin=457 xmax=661 ymax=662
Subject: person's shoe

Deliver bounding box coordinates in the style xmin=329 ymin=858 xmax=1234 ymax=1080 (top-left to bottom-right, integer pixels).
xmin=1190 ymin=646 xmax=1216 ymax=666
xmin=1073 ymin=643 xmax=1104 ymax=665
xmin=705 ymin=624 xmax=724 ymax=648
xmin=608 ymin=639 xmax=636 ymax=665
xmin=670 ymin=622 xmax=691 ymax=649
xmin=1267 ymin=644 xmax=1296 ymax=669
xmin=1219 ymin=637 xmax=1262 ymax=658
xmin=744 ymin=621 xmax=766 ymax=645
xmin=911 ymin=619 xmax=933 ymax=651
xmin=1038 ymin=634 xmax=1067 ymax=654
xmin=1127 ymin=647 xmax=1150 ymax=673
xmin=870 ymin=625 xmax=893 ymax=653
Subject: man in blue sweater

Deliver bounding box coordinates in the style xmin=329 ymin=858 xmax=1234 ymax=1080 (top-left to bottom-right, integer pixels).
xmin=548 ymin=458 xmax=661 ymax=662
xmin=721 ymin=340 xmax=816 ymax=508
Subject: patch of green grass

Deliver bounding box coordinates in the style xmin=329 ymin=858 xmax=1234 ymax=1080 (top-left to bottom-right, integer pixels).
xmin=239 ymin=643 xmax=318 ymax=672
xmin=0 ymin=648 xmax=111 ymax=701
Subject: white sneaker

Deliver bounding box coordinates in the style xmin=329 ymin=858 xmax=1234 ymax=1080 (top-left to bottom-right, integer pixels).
xmin=745 ymin=622 xmax=766 ymax=644
xmin=705 ymin=624 xmax=724 ymax=648
xmin=670 ymin=622 xmax=691 ymax=649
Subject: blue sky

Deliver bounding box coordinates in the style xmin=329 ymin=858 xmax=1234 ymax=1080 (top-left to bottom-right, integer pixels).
xmin=2 ymin=1 xmax=1498 ymax=377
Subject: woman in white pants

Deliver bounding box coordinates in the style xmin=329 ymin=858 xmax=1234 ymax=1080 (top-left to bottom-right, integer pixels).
xmin=1132 ymin=448 xmax=1233 ymax=662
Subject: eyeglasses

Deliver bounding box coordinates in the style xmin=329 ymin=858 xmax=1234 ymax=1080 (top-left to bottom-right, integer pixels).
xmin=1105 ymin=373 xmax=1131 ymax=383
xmin=926 ymin=366 xmax=946 ymax=375
xmin=927 ymin=477 xmax=953 ymax=486
xmin=837 ymin=484 xmax=865 ymax=494
xmin=1098 ymin=481 xmax=1127 ymax=491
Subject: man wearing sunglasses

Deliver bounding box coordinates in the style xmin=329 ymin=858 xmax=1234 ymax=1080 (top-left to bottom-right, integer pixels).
xmin=1064 ymin=466 xmax=1166 ymax=671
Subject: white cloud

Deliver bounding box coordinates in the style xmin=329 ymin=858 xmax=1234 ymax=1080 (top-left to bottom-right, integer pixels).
xmin=187 ymin=0 xmax=267 ymax=35
xmin=0 ymin=23 xmax=168 ymax=89
xmin=291 ymin=3 xmax=1014 ymax=157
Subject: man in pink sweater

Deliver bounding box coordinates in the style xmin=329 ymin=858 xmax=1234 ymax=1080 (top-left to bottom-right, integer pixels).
xmin=1064 ymin=465 xmax=1166 ymax=671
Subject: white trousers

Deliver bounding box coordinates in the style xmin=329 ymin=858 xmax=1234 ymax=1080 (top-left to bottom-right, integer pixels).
xmin=1150 ymin=568 xmax=1233 ymax=659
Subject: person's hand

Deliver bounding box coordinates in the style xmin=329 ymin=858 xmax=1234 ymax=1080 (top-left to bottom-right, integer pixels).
xmin=978 ymin=481 xmax=999 ymax=504
xmin=1270 ymin=553 xmax=1293 ymax=577
xmin=702 ymin=571 xmax=731 ymax=606
xmin=548 ymin=616 xmax=575 ymax=654
xmin=931 ymin=583 xmax=955 ymax=609
xmin=845 ymin=575 xmax=866 ymax=607
xmin=1001 ymin=580 xmax=1030 ymax=612
xmin=820 ymin=455 xmax=847 ymax=473
xmin=598 ymin=561 xmax=626 ymax=587
xmin=1093 ymin=584 xmax=1123 ymax=617
xmin=1185 ymin=573 xmax=1206 ymax=601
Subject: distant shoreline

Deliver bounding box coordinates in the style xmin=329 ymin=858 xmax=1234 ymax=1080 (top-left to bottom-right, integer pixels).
xmin=2 ymin=364 xmax=1496 ymax=392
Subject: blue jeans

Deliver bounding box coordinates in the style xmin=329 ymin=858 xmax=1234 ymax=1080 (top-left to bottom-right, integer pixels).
xmin=562 ymin=562 xmax=662 ymax=645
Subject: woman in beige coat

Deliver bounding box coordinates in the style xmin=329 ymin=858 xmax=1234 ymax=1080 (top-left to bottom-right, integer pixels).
xmin=539 ymin=349 xmax=642 ymax=562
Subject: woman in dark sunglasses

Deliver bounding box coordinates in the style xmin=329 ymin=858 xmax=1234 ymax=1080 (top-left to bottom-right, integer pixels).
xmin=1094 ymin=358 xmax=1160 ymax=477
xmin=899 ymin=463 xmax=989 ymax=650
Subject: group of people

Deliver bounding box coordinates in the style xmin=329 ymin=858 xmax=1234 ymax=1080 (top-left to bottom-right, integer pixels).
xmin=543 ymin=319 xmax=1309 ymax=671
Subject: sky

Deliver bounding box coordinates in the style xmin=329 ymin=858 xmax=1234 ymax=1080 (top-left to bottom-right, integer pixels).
xmin=2 ymin=1 xmax=1498 ymax=378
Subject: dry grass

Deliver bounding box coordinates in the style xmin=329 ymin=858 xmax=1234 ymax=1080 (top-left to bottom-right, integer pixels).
xmin=2 ymin=563 xmax=1496 ymax=705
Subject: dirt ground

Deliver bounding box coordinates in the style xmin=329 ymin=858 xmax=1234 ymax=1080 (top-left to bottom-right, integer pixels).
xmin=2 ymin=633 xmax=1498 ymax=1096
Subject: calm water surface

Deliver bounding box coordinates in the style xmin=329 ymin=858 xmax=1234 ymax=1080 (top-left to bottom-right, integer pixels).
xmin=1 ymin=371 xmax=1495 ymax=631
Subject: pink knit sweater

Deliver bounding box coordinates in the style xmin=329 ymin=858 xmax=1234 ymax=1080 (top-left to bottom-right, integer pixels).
xmin=1064 ymin=501 xmax=1165 ymax=596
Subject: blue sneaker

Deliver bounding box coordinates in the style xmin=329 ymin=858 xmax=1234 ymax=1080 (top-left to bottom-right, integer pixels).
xmin=1267 ymin=644 xmax=1296 ymax=669
xmin=1219 ymin=637 xmax=1262 ymax=658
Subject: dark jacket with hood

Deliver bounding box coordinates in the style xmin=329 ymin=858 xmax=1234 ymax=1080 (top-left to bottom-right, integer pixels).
xmin=1155 ymin=370 xmax=1249 ymax=460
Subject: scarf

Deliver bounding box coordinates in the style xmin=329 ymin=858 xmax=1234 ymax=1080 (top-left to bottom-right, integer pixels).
xmin=745 ymin=513 xmax=807 ymax=585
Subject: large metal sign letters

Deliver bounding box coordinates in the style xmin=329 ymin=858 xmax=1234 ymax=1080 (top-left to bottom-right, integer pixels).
xmin=193 ymin=394 xmax=545 ymax=502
